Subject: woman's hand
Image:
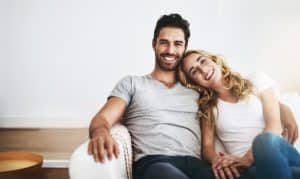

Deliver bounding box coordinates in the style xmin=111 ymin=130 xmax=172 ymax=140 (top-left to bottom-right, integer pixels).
xmin=232 ymin=154 xmax=254 ymax=170
xmin=211 ymin=152 xmax=241 ymax=179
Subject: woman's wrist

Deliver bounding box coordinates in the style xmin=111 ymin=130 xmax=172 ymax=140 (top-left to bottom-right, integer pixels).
xmin=242 ymin=154 xmax=254 ymax=167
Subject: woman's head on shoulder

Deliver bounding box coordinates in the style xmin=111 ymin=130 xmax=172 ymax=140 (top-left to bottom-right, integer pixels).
xmin=178 ymin=49 xmax=229 ymax=91
xmin=177 ymin=49 xmax=253 ymax=121
xmin=178 ymin=49 xmax=252 ymax=98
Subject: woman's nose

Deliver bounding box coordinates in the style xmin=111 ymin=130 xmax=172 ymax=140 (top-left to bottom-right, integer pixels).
xmin=196 ymin=65 xmax=204 ymax=74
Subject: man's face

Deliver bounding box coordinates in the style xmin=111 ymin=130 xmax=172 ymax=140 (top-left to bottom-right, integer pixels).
xmin=153 ymin=27 xmax=186 ymax=71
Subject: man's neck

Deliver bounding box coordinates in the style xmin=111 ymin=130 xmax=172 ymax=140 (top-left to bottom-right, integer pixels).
xmin=151 ymin=69 xmax=177 ymax=88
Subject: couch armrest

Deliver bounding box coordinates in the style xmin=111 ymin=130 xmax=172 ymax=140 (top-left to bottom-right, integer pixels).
xmin=110 ymin=123 xmax=133 ymax=179
xmin=69 ymin=123 xmax=132 ymax=179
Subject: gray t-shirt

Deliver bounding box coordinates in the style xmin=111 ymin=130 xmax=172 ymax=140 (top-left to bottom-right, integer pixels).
xmin=109 ymin=75 xmax=201 ymax=161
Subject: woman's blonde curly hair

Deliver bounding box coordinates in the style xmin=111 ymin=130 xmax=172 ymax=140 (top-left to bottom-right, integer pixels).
xmin=178 ymin=49 xmax=253 ymax=125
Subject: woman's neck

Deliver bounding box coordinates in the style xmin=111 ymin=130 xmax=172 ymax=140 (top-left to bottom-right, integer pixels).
xmin=215 ymin=86 xmax=239 ymax=103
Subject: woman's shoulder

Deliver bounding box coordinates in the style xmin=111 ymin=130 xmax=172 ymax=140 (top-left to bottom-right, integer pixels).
xmin=245 ymin=71 xmax=279 ymax=95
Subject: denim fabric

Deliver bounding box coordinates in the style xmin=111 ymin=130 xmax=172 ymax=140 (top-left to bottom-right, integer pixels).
xmin=250 ymin=132 xmax=300 ymax=179
xmin=133 ymin=155 xmax=214 ymax=179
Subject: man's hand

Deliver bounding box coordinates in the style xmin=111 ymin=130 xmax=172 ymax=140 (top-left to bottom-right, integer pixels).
xmin=282 ymin=126 xmax=298 ymax=144
xmin=88 ymin=127 xmax=119 ymax=163
xmin=280 ymin=103 xmax=299 ymax=144
xmin=87 ymin=97 xmax=127 ymax=163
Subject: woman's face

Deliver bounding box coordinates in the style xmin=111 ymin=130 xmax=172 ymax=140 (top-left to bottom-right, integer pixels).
xmin=182 ymin=53 xmax=222 ymax=89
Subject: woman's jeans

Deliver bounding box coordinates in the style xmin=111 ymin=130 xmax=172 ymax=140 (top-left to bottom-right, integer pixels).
xmin=133 ymin=155 xmax=214 ymax=179
xmin=133 ymin=132 xmax=300 ymax=179
xmin=242 ymin=132 xmax=300 ymax=179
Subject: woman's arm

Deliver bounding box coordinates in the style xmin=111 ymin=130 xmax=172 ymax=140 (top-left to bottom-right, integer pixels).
xmin=201 ymin=118 xmax=218 ymax=162
xmin=201 ymin=118 xmax=225 ymax=179
xmin=260 ymin=88 xmax=282 ymax=135
xmin=201 ymin=118 xmax=240 ymax=179
xmin=233 ymin=89 xmax=283 ymax=169
xmin=233 ymin=88 xmax=283 ymax=169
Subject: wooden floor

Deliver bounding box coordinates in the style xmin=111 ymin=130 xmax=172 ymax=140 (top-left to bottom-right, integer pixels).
xmin=0 ymin=128 xmax=88 ymax=179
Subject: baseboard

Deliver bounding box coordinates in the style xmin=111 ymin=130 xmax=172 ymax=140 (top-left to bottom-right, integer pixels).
xmin=43 ymin=160 xmax=69 ymax=168
xmin=0 ymin=116 xmax=90 ymax=128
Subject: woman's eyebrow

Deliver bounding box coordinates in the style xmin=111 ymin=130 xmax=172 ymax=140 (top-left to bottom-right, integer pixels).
xmin=188 ymin=66 xmax=195 ymax=75
xmin=196 ymin=56 xmax=203 ymax=62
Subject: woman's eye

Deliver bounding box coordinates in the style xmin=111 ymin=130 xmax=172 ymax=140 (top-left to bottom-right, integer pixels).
xmin=200 ymin=59 xmax=206 ymax=64
xmin=191 ymin=70 xmax=196 ymax=76
xmin=191 ymin=70 xmax=198 ymax=76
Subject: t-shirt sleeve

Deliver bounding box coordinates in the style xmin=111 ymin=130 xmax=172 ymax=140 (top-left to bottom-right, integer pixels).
xmin=109 ymin=76 xmax=134 ymax=105
xmin=248 ymin=71 xmax=280 ymax=96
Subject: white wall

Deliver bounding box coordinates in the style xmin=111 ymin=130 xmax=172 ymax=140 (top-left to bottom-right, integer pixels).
xmin=1 ymin=0 xmax=300 ymax=127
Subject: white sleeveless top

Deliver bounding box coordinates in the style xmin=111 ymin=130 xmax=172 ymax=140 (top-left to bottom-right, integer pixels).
xmin=214 ymin=72 xmax=279 ymax=156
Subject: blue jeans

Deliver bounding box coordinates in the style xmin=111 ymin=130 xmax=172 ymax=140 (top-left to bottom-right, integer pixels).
xmin=133 ymin=155 xmax=214 ymax=179
xmin=244 ymin=132 xmax=300 ymax=179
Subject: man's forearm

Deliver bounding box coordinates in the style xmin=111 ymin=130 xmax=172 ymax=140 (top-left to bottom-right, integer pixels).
xmin=279 ymin=102 xmax=298 ymax=143
xmin=89 ymin=115 xmax=111 ymax=138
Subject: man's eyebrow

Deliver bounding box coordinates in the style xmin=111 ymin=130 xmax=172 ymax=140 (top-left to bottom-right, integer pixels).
xmin=159 ymin=39 xmax=168 ymax=42
xmin=175 ymin=40 xmax=184 ymax=44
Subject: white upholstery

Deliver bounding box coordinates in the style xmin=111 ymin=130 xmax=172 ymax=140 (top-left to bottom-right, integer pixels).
xmin=69 ymin=101 xmax=300 ymax=179
xmin=69 ymin=124 xmax=132 ymax=179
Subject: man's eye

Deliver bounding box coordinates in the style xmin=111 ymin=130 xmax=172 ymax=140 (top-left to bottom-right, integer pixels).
xmin=175 ymin=43 xmax=183 ymax=47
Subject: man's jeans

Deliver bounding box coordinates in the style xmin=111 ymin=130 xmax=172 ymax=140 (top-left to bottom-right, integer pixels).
xmin=133 ymin=155 xmax=214 ymax=179
xmin=241 ymin=132 xmax=300 ymax=179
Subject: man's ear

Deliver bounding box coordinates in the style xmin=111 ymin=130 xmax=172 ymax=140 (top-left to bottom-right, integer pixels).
xmin=152 ymin=39 xmax=156 ymax=49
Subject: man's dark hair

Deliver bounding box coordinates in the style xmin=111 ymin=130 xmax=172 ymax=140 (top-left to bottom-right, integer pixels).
xmin=153 ymin=13 xmax=190 ymax=47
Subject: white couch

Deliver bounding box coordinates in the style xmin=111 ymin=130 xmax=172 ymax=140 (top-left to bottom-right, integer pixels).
xmin=69 ymin=124 xmax=133 ymax=179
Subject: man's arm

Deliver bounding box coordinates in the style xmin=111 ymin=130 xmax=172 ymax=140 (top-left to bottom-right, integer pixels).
xmin=88 ymin=96 xmax=127 ymax=163
xmin=280 ymin=102 xmax=299 ymax=144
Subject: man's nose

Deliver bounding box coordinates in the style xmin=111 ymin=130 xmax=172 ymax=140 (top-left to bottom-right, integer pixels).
xmin=166 ymin=44 xmax=175 ymax=54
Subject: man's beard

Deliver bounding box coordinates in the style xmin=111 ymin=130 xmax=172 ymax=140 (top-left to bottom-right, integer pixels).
xmin=155 ymin=53 xmax=182 ymax=71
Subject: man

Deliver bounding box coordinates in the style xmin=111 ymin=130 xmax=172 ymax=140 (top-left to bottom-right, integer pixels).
xmin=88 ymin=13 xmax=214 ymax=179
xmin=88 ymin=13 xmax=298 ymax=179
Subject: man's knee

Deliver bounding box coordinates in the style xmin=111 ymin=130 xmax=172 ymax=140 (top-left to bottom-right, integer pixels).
xmin=141 ymin=162 xmax=188 ymax=179
xmin=291 ymin=166 xmax=300 ymax=178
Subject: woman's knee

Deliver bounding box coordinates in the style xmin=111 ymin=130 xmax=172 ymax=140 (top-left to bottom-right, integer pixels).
xmin=252 ymin=132 xmax=283 ymax=156
xmin=253 ymin=132 xmax=280 ymax=147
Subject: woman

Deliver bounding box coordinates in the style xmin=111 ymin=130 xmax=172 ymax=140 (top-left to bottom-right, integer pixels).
xmin=178 ymin=49 xmax=300 ymax=179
